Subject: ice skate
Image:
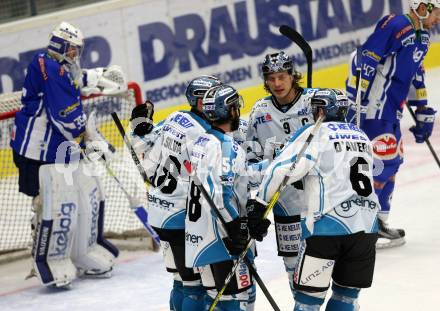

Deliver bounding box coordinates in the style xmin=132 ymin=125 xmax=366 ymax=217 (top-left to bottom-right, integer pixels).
xmin=376 ymin=219 xmax=406 ymax=249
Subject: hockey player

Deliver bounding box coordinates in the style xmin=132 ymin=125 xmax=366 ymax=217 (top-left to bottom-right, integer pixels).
xmin=345 ymin=0 xmax=440 ymax=247
xmin=246 ymin=51 xmax=315 ymax=295
xmin=185 ymin=84 xmax=253 ymax=311
xmin=132 ymin=75 xmax=222 ymax=311
xmin=248 ymin=88 xmax=379 ymax=310
xmin=10 ymin=21 xmax=120 ymax=288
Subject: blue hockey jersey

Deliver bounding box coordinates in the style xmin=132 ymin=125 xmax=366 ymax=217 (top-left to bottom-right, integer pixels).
xmin=11 ymin=51 xmax=86 ymax=163
xmin=346 ymin=14 xmax=429 ymax=123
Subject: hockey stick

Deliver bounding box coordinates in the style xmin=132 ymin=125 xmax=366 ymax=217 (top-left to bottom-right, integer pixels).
xmin=182 ymin=160 xmax=281 ymax=311
xmin=209 ymin=116 xmax=325 ymax=311
xmin=110 ymin=112 xmax=161 ymax=246
xmin=279 ymin=25 xmax=313 ymax=88
xmin=405 ymin=103 xmax=440 ymax=168
xmin=103 ymin=164 xmax=161 ymax=248
xmin=81 ymin=142 xmax=161 ymax=248
xmin=111 ymin=112 xmax=151 ymax=185
xmin=355 ymin=46 xmax=363 ymax=128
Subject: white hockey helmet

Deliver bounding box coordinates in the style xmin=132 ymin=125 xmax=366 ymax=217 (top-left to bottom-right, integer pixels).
xmin=48 ymin=21 xmax=84 ymax=64
xmin=409 ymin=0 xmax=429 ymax=10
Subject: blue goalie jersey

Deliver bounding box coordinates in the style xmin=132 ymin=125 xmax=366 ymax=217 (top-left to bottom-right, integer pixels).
xmin=11 ymin=51 xmax=86 ymax=163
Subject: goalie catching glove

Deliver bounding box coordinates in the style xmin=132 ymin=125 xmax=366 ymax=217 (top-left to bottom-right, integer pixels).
xmin=247 ymin=199 xmax=271 ymax=242
xmin=409 ymin=107 xmax=436 ymax=143
xmin=130 ymin=100 xmax=154 ymax=136
xmin=81 ymin=65 xmax=127 ymax=96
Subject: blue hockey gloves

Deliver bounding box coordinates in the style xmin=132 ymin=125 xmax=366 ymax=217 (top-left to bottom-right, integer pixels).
xmin=409 ymin=107 xmax=436 ymax=143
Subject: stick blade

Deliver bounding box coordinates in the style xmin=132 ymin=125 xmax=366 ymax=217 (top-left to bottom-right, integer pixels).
xmin=279 ymin=25 xmax=312 ymax=56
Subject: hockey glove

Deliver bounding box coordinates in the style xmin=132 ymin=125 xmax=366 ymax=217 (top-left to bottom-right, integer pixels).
xmin=409 ymin=107 xmax=436 ymax=143
xmin=247 ymin=199 xmax=271 ymax=242
xmin=84 ymin=111 xmax=116 ymax=162
xmin=130 ymin=100 xmax=154 ymax=137
xmin=222 ymin=217 xmax=249 ymax=256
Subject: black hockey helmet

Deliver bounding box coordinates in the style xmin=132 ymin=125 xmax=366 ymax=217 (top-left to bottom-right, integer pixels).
xmin=261 ymin=51 xmax=293 ymax=76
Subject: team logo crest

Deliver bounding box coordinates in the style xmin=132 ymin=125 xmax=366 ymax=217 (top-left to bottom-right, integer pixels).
xmin=372 ymin=133 xmax=399 ymax=160
xmin=265 ymin=113 xmax=272 ymax=121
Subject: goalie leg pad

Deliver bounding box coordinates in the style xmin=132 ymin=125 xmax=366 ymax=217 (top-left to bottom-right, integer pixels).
xmin=32 ymin=164 xmax=78 ymax=287
xmin=71 ymin=161 xmax=118 ymax=275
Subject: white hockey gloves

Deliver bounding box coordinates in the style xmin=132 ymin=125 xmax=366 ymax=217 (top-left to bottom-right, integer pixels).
xmin=81 ymin=65 xmax=127 ymax=96
xmin=84 ymin=111 xmax=115 ymax=162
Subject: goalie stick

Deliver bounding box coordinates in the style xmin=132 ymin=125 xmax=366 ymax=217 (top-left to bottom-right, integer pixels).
xmin=405 ymin=103 xmax=440 ymax=169
xmin=208 ymin=116 xmax=325 ymax=311
xmin=182 ymin=160 xmax=281 ymax=311
xmin=110 ymin=112 xmax=161 ymax=247
xmin=279 ymin=25 xmax=313 ymax=88
xmin=103 ymin=163 xmax=161 ymax=248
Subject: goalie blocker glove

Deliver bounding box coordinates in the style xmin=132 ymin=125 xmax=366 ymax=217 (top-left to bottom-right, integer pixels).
xmin=130 ymin=100 xmax=155 ymax=136
xmin=409 ymin=107 xmax=436 ymax=143
xmin=246 ymin=199 xmax=271 ymax=242
xmin=222 ymin=217 xmax=249 ymax=256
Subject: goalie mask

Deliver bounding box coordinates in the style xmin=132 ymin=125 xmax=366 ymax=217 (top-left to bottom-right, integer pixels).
xmin=48 ymin=21 xmax=84 ymax=65
xmin=202 ymin=84 xmax=243 ymax=123
xmin=185 ymin=75 xmax=222 ymax=107
xmin=409 ymin=0 xmax=439 ymax=20
xmin=311 ymin=88 xmax=349 ymax=122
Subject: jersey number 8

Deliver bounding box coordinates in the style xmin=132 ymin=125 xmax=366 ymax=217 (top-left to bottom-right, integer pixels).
xmin=187 ymin=182 xmax=202 ymax=222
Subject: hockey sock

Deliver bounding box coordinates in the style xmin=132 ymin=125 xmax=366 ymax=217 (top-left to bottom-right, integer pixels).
xmin=170 ymin=280 xmax=184 ymax=311
xmin=283 ymin=256 xmax=298 ymax=297
xmin=375 ymin=178 xmax=395 ymax=220
xmin=325 ymin=283 xmax=360 ymax=311
xmin=246 ymin=284 xmax=256 ymax=311
xmin=181 ymin=284 xmax=205 ymax=311
xmin=294 ymin=291 xmax=324 ymax=311
xmin=204 ymin=295 xmax=248 ymax=311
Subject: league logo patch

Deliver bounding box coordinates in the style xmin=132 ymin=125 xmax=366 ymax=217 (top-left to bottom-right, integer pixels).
xmin=372 ymin=133 xmax=399 ymax=160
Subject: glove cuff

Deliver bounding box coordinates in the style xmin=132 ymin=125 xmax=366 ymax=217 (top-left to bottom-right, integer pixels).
xmin=254 ymin=196 xmax=268 ymax=207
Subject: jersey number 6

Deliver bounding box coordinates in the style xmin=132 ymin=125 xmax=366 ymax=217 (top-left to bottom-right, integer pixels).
xmin=349 ymin=157 xmax=373 ymax=196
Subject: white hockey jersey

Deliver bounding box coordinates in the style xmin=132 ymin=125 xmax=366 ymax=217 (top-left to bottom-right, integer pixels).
xmin=143 ymin=110 xmax=210 ymax=230
xmin=257 ymin=122 xmax=380 ymax=238
xmin=246 ymin=88 xmax=316 ymax=216
xmin=185 ymin=128 xmax=249 ymax=268
xmin=231 ymin=118 xmax=248 ymax=146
